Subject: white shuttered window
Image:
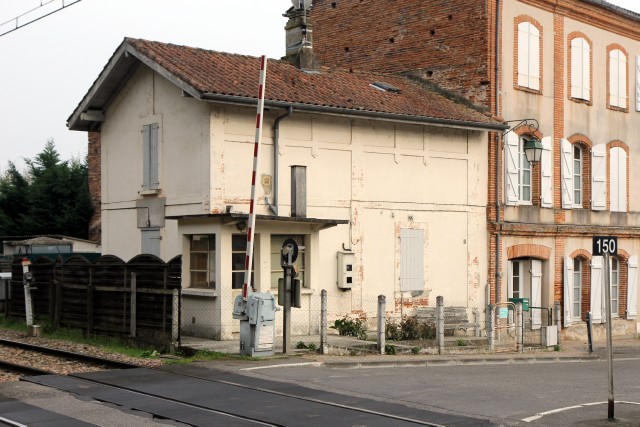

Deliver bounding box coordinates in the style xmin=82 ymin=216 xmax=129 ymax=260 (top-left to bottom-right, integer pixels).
xmin=400 ymin=228 xmax=424 ymax=292
xmin=517 ymin=22 xmax=540 ymax=90
xmin=609 ymin=49 xmax=627 ymax=108
xmin=570 ymin=37 xmax=590 ymax=100
xmin=610 ymin=147 xmax=627 ymax=212
xmin=591 ymin=144 xmax=606 ymax=211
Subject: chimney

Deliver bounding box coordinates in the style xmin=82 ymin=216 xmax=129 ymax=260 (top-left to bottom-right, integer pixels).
xmin=284 ymin=1 xmax=318 ymax=71
xmin=291 ymin=165 xmax=307 ymax=218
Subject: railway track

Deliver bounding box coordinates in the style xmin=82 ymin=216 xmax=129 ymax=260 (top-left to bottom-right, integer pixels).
xmin=0 ymin=338 xmax=138 ymax=378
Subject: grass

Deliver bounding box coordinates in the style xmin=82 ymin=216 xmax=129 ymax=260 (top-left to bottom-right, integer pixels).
xmin=165 ymin=349 xmax=256 ymax=365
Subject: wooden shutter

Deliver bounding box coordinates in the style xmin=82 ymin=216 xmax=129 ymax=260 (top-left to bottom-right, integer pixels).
xmin=591 ymin=144 xmax=606 ymax=211
xmin=570 ymin=38 xmax=589 ymax=100
xmin=141 ymin=228 xmax=161 ymax=257
xmin=528 ymin=25 xmax=540 ymax=90
xmin=540 ymin=136 xmax=553 ymax=208
xmin=636 ymin=55 xmax=640 ymax=112
xmin=149 ymin=123 xmax=160 ymax=190
xmin=610 ymin=147 xmax=627 ymax=212
xmin=400 ymin=228 xmax=424 ymax=292
xmin=505 ymin=132 xmax=520 ymax=205
xmin=531 ymin=259 xmax=542 ymax=330
xmin=563 ymin=256 xmax=573 ymax=327
xmin=142 ymin=125 xmax=150 ymax=190
xmin=590 ymin=256 xmax=604 ymax=323
xmin=517 ymin=23 xmax=529 ymax=87
xmin=619 ymin=51 xmax=628 ymax=106
xmin=628 ymin=255 xmax=637 ymax=320
xmin=610 ymin=50 xmax=619 ymax=107
xmin=561 ymin=139 xmax=573 ymax=209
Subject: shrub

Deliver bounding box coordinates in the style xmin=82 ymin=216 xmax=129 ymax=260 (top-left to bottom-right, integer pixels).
xmin=385 ymin=316 xmax=436 ymax=341
xmin=332 ymin=317 xmax=367 ymax=340
xmin=385 ymin=344 xmax=397 ymax=355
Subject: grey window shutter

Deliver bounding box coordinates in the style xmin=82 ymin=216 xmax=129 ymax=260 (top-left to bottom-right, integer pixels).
xmin=141 ymin=228 xmax=161 ymax=257
xmin=142 ymin=125 xmax=151 ymax=190
xmin=400 ymin=228 xmax=424 ymax=292
xmin=149 ymin=124 xmax=159 ymax=189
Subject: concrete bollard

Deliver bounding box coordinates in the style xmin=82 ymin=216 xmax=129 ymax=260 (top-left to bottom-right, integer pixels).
xmin=437 ymin=296 xmax=444 ymax=354
xmin=320 ymin=290 xmax=328 ymax=355
xmin=377 ymin=295 xmax=386 ymax=355
xmin=554 ymin=301 xmax=561 ymax=347
xmin=516 ymin=302 xmax=523 ymax=352
xmin=488 ymin=304 xmax=495 ymax=351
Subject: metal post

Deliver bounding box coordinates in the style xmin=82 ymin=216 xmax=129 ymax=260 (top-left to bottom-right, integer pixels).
xmin=516 ymin=301 xmax=523 ymax=352
xmin=603 ymin=251 xmax=614 ymax=420
xmin=377 ymin=295 xmax=386 ymax=355
xmin=320 ymin=290 xmax=328 ymax=355
xmin=170 ymin=289 xmax=179 ymax=354
xmin=488 ymin=304 xmax=495 ymax=351
xmin=283 ymin=266 xmax=292 ymax=354
xmin=587 ymin=312 xmax=593 ymax=353
xmin=130 ymin=272 xmax=137 ymax=338
xmin=554 ymin=301 xmax=561 ymax=347
xmin=436 ymin=296 xmax=444 ymax=354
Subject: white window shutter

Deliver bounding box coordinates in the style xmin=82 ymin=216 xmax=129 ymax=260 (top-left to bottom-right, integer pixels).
xmin=540 ymin=136 xmax=553 ymax=208
xmin=570 ymin=38 xmax=582 ymax=99
xmin=627 ymin=255 xmax=638 ymax=320
xmin=591 ymin=144 xmax=606 ymax=211
xmin=517 ymin=23 xmax=529 ymax=87
xmin=529 ymin=25 xmax=540 ymax=90
xmin=590 ymin=256 xmax=604 ymax=323
xmin=582 ymin=40 xmax=591 ymax=101
xmin=531 ymin=259 xmax=542 ymax=330
xmin=619 ymin=51 xmax=628 ymax=106
xmin=507 ymin=261 xmax=514 ymax=299
xmin=561 ymin=138 xmax=574 ymax=209
xmin=636 ymin=55 xmax=640 ymax=112
xmin=505 ymin=132 xmax=520 ymax=205
xmin=610 ymin=50 xmax=619 ymax=106
xmin=610 ymin=147 xmax=626 ymax=212
xmin=400 ymin=228 xmax=424 ymax=292
xmin=563 ymin=256 xmax=573 ymax=327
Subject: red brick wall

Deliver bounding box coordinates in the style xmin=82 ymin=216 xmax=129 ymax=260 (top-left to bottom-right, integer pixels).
xmin=87 ymin=132 xmax=101 ymax=243
xmin=311 ymin=0 xmax=492 ymax=108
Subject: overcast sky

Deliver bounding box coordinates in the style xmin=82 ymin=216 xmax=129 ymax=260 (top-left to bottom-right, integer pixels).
xmin=0 ymin=0 xmax=638 ymax=172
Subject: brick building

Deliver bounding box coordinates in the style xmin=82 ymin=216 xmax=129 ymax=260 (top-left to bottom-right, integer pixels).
xmin=310 ymin=0 xmax=640 ymax=338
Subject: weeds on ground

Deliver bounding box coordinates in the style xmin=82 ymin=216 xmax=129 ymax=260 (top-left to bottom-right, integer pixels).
xmin=384 ymin=344 xmax=397 ymax=355
xmin=295 ymin=341 xmax=317 ymax=352
xmin=385 ymin=316 xmax=435 ymax=341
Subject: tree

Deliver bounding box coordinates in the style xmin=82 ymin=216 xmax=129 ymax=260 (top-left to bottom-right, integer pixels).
xmin=0 ymin=140 xmax=93 ymax=239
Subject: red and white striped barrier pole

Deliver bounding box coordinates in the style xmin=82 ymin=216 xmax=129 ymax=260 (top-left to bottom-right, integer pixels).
xmin=243 ymin=55 xmax=267 ymax=301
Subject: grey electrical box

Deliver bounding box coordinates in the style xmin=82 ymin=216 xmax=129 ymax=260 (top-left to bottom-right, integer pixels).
xmin=232 ymin=293 xmax=278 ymax=357
xmin=337 ymin=251 xmax=355 ymax=289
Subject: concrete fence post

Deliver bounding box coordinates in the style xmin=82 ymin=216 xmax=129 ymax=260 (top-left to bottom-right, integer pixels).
xmin=436 ymin=296 xmax=444 ymax=354
xmin=130 ymin=272 xmax=137 ymax=338
xmin=554 ymin=300 xmax=561 ymax=346
xmin=473 ymin=308 xmax=480 ymax=337
xmin=516 ymin=301 xmax=523 ymax=352
xmin=377 ymin=295 xmax=386 ymax=355
xmin=488 ymin=304 xmax=495 ymax=351
xmin=170 ymin=289 xmax=180 ymax=354
xmin=320 ymin=290 xmax=328 ymax=355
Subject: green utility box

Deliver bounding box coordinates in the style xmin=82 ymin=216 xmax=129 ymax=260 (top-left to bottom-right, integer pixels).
xmin=509 ymin=297 xmax=530 ymax=311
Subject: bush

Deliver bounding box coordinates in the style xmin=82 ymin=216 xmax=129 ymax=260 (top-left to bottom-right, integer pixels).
xmin=385 ymin=344 xmax=397 ymax=355
xmin=385 ymin=316 xmax=436 ymax=341
xmin=331 ymin=317 xmax=368 ymax=340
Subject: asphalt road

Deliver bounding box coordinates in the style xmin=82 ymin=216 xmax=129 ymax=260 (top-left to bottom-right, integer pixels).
xmin=237 ymin=357 xmax=640 ymax=426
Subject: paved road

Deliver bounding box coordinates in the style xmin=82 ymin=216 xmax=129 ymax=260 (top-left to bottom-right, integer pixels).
xmin=237 ymin=357 xmax=640 ymax=426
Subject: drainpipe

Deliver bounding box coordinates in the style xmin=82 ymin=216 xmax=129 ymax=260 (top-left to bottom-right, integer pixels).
xmin=266 ymin=106 xmax=294 ymax=216
xmin=495 ymin=0 xmax=502 ymax=305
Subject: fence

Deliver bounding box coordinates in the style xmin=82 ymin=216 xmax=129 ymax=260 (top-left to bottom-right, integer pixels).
xmin=6 ymin=254 xmax=181 ymax=350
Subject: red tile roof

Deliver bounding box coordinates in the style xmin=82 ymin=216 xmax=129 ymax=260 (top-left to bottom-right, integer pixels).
xmin=125 ymin=38 xmax=501 ymax=128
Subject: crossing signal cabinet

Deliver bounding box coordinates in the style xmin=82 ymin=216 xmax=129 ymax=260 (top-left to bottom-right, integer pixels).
xmin=337 ymin=251 xmax=355 ymax=289
xmin=232 ymin=293 xmax=277 ymax=357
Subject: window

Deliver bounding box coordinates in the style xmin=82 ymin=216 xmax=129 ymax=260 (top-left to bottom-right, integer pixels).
xmin=570 ymin=36 xmax=591 ymax=101
xmin=517 ymin=20 xmax=541 ymax=91
xmin=611 ymin=257 xmax=619 ymax=316
xmin=610 ymin=146 xmax=627 ymax=212
xmin=141 ymin=228 xmax=160 ymax=257
xmin=519 ymin=138 xmax=532 ymax=203
xmin=573 ymin=145 xmax=582 ymax=207
xmin=270 ymin=235 xmax=306 ymax=288
xmin=190 ymin=235 xmax=215 ymax=289
xmin=573 ymin=258 xmax=581 ymax=319
xmin=608 ymin=47 xmax=628 ymax=109
xmin=512 ymin=260 xmax=521 ymax=299
xmin=231 ymin=234 xmax=254 ymax=289
xmin=142 ymin=123 xmax=159 ymax=190
xmin=400 ymin=228 xmax=424 ymax=292
xmin=505 ymin=133 xmax=543 ymax=205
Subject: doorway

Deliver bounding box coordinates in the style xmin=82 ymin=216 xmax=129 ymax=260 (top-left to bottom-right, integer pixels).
xmin=507 ymin=258 xmax=542 ymax=329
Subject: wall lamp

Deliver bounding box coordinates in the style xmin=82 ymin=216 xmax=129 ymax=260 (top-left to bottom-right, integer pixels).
xmin=504 ymin=118 xmax=542 ymax=164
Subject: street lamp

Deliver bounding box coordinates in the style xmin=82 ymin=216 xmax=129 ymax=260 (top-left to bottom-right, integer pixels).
xmin=523 ymin=136 xmax=543 ymax=164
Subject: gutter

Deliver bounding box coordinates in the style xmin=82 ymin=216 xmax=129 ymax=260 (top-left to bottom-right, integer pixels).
xmin=267 ymin=106 xmax=294 ymax=216
xmin=200 ymin=93 xmax=508 ymax=133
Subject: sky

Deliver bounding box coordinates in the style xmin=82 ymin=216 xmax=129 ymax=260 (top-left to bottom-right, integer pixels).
xmin=0 ymin=0 xmax=638 ymax=172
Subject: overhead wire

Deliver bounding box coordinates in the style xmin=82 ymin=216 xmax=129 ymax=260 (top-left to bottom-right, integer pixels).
xmin=0 ymin=0 xmax=83 ymax=38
